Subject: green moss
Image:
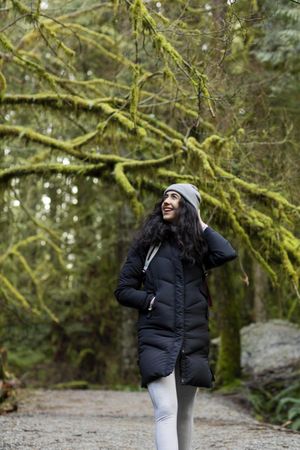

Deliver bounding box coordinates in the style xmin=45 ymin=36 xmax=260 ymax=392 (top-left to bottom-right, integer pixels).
xmin=215 ymin=165 xmax=300 ymax=214
xmin=130 ymin=65 xmax=140 ymax=127
xmin=52 ymin=380 xmax=90 ymax=390
xmin=0 ymin=70 xmax=6 ymax=100
xmin=113 ymin=0 xmax=119 ymax=16
xmin=39 ymin=23 xmax=75 ymax=58
xmin=73 ymin=33 xmax=134 ymax=69
xmin=35 ymin=0 xmax=42 ymax=17
xmin=187 ymin=137 xmax=215 ymax=178
xmin=0 ymin=273 xmax=32 ymax=310
xmin=12 ymin=0 xmax=30 ymax=15
xmin=0 ymin=33 xmax=15 ymax=53
xmin=129 ymin=0 xmax=214 ymax=115
xmin=113 ymin=163 xmax=144 ymax=219
xmin=215 ymin=264 xmax=241 ymax=386
xmin=216 ymin=378 xmax=244 ymax=394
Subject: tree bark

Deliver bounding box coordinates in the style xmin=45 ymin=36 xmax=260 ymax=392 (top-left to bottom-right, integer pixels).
xmin=215 ymin=264 xmax=241 ymax=385
xmin=252 ymin=261 xmax=268 ymax=322
xmin=117 ymin=205 xmax=139 ymax=385
xmin=0 ymin=348 xmax=6 ymax=381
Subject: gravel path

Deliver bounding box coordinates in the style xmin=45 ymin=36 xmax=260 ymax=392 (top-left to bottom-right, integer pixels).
xmin=1 ymin=388 xmax=300 ymax=450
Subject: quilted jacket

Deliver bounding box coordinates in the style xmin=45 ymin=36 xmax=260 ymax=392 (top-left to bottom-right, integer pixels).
xmin=114 ymin=226 xmax=237 ymax=388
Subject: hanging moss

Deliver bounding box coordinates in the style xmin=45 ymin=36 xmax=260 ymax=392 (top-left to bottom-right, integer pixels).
xmin=0 ymin=273 xmax=32 ymax=310
xmin=19 ymin=2 xmax=111 ymax=47
xmin=72 ymin=33 xmax=134 ymax=69
xmin=12 ymin=53 xmax=58 ymax=92
xmin=218 ymin=186 xmax=278 ymax=284
xmin=3 ymin=88 xmax=215 ymax=133
xmin=129 ymin=0 xmax=214 ymax=116
xmin=11 ymin=0 xmax=31 ymax=15
xmin=113 ymin=163 xmax=144 ymax=219
xmin=186 ymin=137 xmax=215 ymax=178
xmin=0 ymin=33 xmax=15 ymax=53
xmin=130 ymin=65 xmax=140 ymax=127
xmin=0 ymin=70 xmax=6 ymax=100
xmin=215 ymin=165 xmax=300 ymax=215
xmin=131 ymin=0 xmax=143 ymax=35
xmin=39 ymin=23 xmax=75 ymax=58
xmin=113 ymin=0 xmax=119 ymax=16
xmin=9 ymin=250 xmax=58 ymax=322
xmin=0 ymin=123 xmax=126 ymax=163
xmin=0 ymin=232 xmax=62 ymax=321
xmin=49 ymin=22 xmax=116 ymax=48
xmin=35 ymin=0 xmax=42 ymax=18
xmin=200 ymin=134 xmax=234 ymax=162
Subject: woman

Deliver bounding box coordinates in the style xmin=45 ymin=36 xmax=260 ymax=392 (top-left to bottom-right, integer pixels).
xmin=114 ymin=183 xmax=237 ymax=450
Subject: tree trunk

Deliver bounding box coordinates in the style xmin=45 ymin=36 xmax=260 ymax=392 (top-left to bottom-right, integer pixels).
xmin=215 ymin=264 xmax=241 ymax=386
xmin=0 ymin=348 xmax=6 ymax=380
xmin=252 ymin=261 xmax=268 ymax=322
xmin=120 ymin=308 xmax=138 ymax=384
xmin=117 ymin=205 xmax=139 ymax=385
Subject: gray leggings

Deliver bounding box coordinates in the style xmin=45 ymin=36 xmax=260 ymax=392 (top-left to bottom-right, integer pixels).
xmin=147 ymin=356 xmax=198 ymax=450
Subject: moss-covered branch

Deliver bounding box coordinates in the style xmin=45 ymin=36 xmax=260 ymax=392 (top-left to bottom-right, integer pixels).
xmin=0 ymin=162 xmax=106 ymax=184
xmin=1 ymin=0 xmax=299 ymax=295
xmin=128 ymin=0 xmax=215 ymax=116
xmin=0 ymin=273 xmax=32 ymax=310
xmin=1 ymin=120 xmax=298 ymax=220
xmin=0 ymin=231 xmax=63 ymax=320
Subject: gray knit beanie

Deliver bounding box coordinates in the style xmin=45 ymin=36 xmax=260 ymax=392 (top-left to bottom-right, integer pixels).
xmin=163 ymin=183 xmax=201 ymax=211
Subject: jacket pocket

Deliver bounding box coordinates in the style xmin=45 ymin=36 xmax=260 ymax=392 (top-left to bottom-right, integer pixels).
xmin=147 ymin=293 xmax=157 ymax=319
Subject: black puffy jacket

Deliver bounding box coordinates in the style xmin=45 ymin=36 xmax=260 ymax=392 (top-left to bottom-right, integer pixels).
xmin=114 ymin=226 xmax=237 ymax=388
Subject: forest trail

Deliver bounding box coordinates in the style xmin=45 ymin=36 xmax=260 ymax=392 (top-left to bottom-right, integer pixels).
xmin=0 ymin=389 xmax=300 ymax=450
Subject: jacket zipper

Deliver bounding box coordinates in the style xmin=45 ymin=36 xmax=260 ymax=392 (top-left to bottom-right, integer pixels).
xmin=147 ymin=295 xmax=156 ymax=318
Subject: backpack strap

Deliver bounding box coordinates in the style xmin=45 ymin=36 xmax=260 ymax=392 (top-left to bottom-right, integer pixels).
xmin=143 ymin=243 xmax=161 ymax=273
xmin=142 ymin=244 xmax=212 ymax=307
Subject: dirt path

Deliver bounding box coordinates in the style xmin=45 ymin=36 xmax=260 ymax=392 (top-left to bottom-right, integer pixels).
xmin=0 ymin=388 xmax=300 ymax=450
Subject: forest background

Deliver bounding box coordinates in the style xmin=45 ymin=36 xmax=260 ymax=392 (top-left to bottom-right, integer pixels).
xmin=0 ymin=0 xmax=299 ymax=428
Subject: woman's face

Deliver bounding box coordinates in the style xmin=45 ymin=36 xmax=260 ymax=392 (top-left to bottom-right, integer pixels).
xmin=161 ymin=190 xmax=181 ymax=222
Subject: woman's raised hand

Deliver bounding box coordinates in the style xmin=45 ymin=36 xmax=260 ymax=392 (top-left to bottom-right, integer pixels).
xmin=198 ymin=210 xmax=208 ymax=231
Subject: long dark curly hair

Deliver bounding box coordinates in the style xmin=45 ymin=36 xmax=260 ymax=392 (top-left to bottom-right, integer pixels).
xmin=133 ymin=196 xmax=208 ymax=266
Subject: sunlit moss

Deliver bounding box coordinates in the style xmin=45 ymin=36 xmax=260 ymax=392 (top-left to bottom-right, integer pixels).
xmin=113 ymin=163 xmax=144 ymax=219
xmin=0 ymin=70 xmax=6 ymax=100
xmin=0 ymin=273 xmax=32 ymax=310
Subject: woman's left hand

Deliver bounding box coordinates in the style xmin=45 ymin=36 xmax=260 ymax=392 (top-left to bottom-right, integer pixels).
xmin=198 ymin=210 xmax=208 ymax=231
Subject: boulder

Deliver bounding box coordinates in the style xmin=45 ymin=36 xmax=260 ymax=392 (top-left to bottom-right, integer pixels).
xmin=240 ymin=319 xmax=300 ymax=385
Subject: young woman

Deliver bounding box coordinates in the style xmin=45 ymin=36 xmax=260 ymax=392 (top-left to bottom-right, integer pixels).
xmin=114 ymin=183 xmax=237 ymax=450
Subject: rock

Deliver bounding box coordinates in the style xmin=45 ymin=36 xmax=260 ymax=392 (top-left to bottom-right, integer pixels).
xmin=241 ymin=319 xmax=300 ymax=385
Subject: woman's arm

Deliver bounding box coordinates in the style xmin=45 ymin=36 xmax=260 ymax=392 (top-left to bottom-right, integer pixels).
xmin=199 ymin=212 xmax=237 ymax=269
xmin=114 ymin=244 xmax=154 ymax=310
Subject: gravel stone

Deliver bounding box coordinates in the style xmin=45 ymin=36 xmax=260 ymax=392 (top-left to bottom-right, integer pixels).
xmin=0 ymin=388 xmax=300 ymax=449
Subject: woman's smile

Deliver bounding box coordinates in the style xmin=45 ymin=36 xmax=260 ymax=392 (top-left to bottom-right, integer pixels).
xmin=161 ymin=191 xmax=181 ymax=222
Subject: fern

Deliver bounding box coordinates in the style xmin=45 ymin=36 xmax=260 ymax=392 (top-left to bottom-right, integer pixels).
xmin=247 ymin=380 xmax=300 ymax=431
